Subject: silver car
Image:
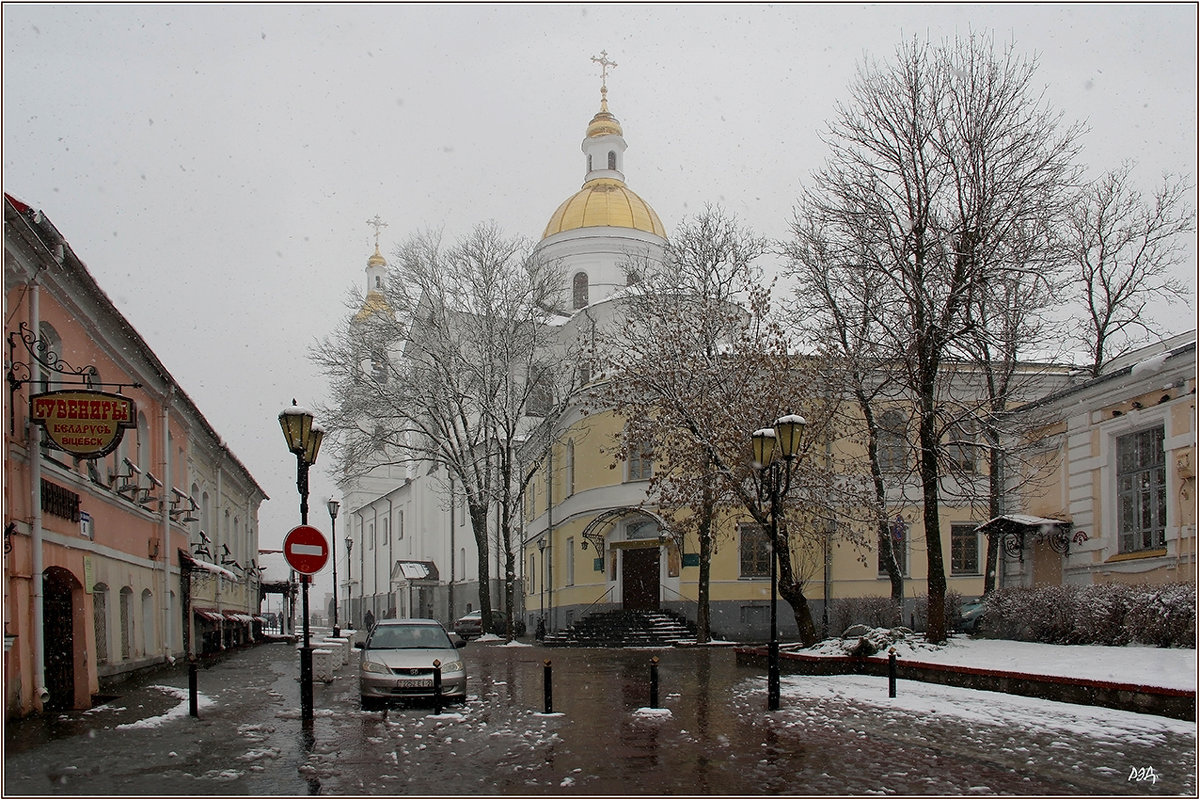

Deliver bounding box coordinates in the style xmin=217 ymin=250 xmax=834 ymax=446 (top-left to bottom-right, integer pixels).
xmin=358 ymin=619 xmax=467 ymax=709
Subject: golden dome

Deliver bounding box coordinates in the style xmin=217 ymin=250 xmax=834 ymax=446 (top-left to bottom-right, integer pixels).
xmin=353 ymin=288 xmax=392 ymax=322
xmin=368 ymin=244 xmax=386 ymax=267
xmin=542 ymin=178 xmax=666 ymax=239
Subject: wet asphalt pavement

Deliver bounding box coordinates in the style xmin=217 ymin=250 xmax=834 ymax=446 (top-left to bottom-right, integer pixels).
xmin=3 ymin=633 xmax=1195 ymax=796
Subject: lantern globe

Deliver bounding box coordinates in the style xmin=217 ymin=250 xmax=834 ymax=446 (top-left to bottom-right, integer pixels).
xmin=327 ymin=497 xmax=340 ymax=519
xmin=751 ymin=428 xmax=777 ymax=469
xmin=774 ymin=414 xmax=807 ymax=459
xmin=279 ymin=403 xmax=315 ymax=454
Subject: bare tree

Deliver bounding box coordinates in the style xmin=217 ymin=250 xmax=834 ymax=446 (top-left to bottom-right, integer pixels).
xmin=1067 ymin=164 xmax=1194 ymax=377
xmin=793 ymin=34 xmax=1082 ymax=641
xmin=595 ymin=207 xmax=870 ymax=645
xmin=312 ymin=223 xmax=569 ymax=635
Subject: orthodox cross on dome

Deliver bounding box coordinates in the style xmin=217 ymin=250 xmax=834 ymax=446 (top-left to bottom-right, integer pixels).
xmin=366 ymin=214 xmax=388 ymax=248
xmin=591 ymin=50 xmax=617 ymax=99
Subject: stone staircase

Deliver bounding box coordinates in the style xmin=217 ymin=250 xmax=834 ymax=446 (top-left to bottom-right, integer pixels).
xmin=542 ymin=609 xmax=704 ymax=647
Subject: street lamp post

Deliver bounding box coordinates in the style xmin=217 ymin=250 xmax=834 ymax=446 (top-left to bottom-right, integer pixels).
xmin=327 ymin=498 xmax=340 ymax=638
xmin=345 ymin=536 xmax=353 ymax=628
xmin=279 ymin=401 xmax=325 ymax=722
xmin=751 ymin=413 xmax=805 ymax=712
xmin=537 ymin=536 xmax=547 ymax=640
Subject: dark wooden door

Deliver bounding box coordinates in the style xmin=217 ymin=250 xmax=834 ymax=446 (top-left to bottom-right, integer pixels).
xmin=43 ymin=569 xmax=75 ymax=710
xmin=622 ymin=548 xmax=660 ymax=611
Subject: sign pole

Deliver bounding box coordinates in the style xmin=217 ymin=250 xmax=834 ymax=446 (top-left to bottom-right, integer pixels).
xmin=300 ymin=575 xmax=312 ymax=720
xmin=283 ymin=524 xmax=329 ymax=723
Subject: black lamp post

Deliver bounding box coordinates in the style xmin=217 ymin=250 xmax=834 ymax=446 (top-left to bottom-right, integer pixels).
xmin=751 ymin=413 xmax=805 ymax=711
xmin=279 ymin=401 xmax=325 ymax=722
xmin=345 ymin=535 xmax=353 ymax=627
xmin=537 ymin=536 xmax=547 ymax=639
xmin=327 ymin=498 xmax=341 ymax=637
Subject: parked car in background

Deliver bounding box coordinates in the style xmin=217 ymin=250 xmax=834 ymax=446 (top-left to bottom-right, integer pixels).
xmin=453 ymin=609 xmax=507 ymax=639
xmin=357 ymin=619 xmax=466 ymax=710
xmin=956 ymin=599 xmax=986 ymax=633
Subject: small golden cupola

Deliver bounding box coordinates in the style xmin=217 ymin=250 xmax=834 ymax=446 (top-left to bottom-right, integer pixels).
xmin=542 ymin=51 xmax=666 ymax=240
xmin=355 ymin=215 xmax=394 ymax=322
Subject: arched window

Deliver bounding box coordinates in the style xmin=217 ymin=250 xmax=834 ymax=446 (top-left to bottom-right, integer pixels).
xmin=93 ymin=584 xmax=109 ymax=665
xmin=607 ymin=151 xmax=617 ymax=170
xmin=572 ymin=272 xmax=589 ymax=310
xmin=37 ymin=322 xmax=62 ymax=393
xmin=136 ymin=412 xmax=150 ymax=474
xmin=587 ymin=154 xmax=593 ymax=172
xmin=119 ymin=586 xmax=133 ymax=660
xmin=141 ymin=588 xmax=154 ymax=656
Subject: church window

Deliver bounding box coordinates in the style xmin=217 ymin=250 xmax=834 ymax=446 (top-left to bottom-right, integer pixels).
xmin=607 ymin=151 xmax=617 ymax=170
xmin=572 ymin=272 xmax=589 ymax=309
xmin=587 ymin=154 xmax=593 ymax=172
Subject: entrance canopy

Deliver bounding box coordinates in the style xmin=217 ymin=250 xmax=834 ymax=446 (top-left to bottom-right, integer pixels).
xmin=392 ymin=560 xmax=440 ymax=584
xmin=976 ymin=514 xmax=1077 ymax=560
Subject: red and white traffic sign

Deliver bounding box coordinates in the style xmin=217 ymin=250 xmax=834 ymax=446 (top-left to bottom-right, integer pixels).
xmin=283 ymin=525 xmax=329 ymax=575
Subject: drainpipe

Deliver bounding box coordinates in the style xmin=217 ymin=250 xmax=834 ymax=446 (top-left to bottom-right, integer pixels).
xmin=160 ymin=386 xmax=174 ymax=662
xmin=28 ymin=282 xmax=47 ymax=707
xmin=546 ymin=433 xmax=554 ymax=632
xmin=387 ymin=497 xmax=394 ymax=619
xmin=372 ymin=503 xmax=379 ymax=619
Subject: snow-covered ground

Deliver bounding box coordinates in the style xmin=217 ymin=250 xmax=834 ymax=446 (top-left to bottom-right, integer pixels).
xmin=798 ymin=632 xmax=1197 ymax=690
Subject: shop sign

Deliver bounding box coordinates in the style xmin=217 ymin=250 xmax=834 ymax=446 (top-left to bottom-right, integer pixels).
xmin=30 ymin=390 xmax=136 ymax=459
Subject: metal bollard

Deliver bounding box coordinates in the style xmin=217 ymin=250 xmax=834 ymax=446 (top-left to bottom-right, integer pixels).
xmin=888 ymin=647 xmax=897 ymax=698
xmin=543 ymin=659 xmax=553 ymax=714
xmin=649 ymin=656 xmax=660 ymax=708
xmin=188 ymin=659 xmax=198 ymax=717
xmin=433 ymin=659 xmax=443 ymax=715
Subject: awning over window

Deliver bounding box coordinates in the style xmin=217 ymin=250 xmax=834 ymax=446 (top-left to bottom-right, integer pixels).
xmin=975 ymin=514 xmax=1078 ymax=560
xmin=392 ymin=560 xmax=440 ymax=583
xmin=192 ymin=607 xmax=224 ymax=622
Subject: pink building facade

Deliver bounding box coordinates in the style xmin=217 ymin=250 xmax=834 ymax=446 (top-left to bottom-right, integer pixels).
xmin=4 ymin=195 xmax=267 ymax=718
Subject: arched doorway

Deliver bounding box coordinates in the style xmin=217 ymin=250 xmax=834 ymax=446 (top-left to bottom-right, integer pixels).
xmin=42 ymin=567 xmax=78 ymax=710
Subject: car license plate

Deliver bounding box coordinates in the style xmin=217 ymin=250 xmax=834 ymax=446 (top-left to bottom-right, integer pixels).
xmin=397 ymin=678 xmax=433 ymax=688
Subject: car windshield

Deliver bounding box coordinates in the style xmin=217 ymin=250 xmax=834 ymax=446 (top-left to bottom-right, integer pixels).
xmin=367 ymin=624 xmax=451 ymax=650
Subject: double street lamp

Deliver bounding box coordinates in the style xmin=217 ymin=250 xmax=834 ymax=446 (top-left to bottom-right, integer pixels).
xmin=279 ymin=401 xmax=325 ymax=722
xmin=327 ymin=498 xmax=340 ymax=637
xmin=751 ymin=413 xmax=805 ymax=712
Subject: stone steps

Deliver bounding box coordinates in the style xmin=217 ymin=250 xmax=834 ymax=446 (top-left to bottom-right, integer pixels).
xmin=543 ymin=609 xmax=703 ymax=648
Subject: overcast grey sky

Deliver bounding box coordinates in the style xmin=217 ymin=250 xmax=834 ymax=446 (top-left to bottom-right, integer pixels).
xmin=4 ymin=3 xmax=1196 ymax=597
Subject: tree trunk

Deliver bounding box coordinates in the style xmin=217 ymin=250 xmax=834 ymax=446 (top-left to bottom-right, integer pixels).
xmin=983 ymin=425 xmax=1004 ymax=595
xmin=918 ymin=397 xmax=948 ymax=643
xmin=696 ymin=517 xmax=713 ymax=644
xmin=469 ymin=502 xmax=492 ymax=629
xmin=778 ymin=578 xmax=818 ymax=646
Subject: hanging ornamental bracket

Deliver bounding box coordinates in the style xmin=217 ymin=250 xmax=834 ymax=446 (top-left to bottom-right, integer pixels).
xmin=8 ymin=321 xmax=142 ymax=434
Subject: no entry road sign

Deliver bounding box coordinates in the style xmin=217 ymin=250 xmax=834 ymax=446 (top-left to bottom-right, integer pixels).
xmin=283 ymin=525 xmax=329 ymax=575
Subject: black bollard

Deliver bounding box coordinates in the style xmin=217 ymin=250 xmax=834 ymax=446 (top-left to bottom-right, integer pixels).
xmin=188 ymin=659 xmax=198 ymax=717
xmin=649 ymin=656 xmax=660 ymax=708
xmin=543 ymin=659 xmax=553 ymax=714
xmin=432 ymin=659 xmax=443 ymax=715
xmin=888 ymin=647 xmax=897 ymax=698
